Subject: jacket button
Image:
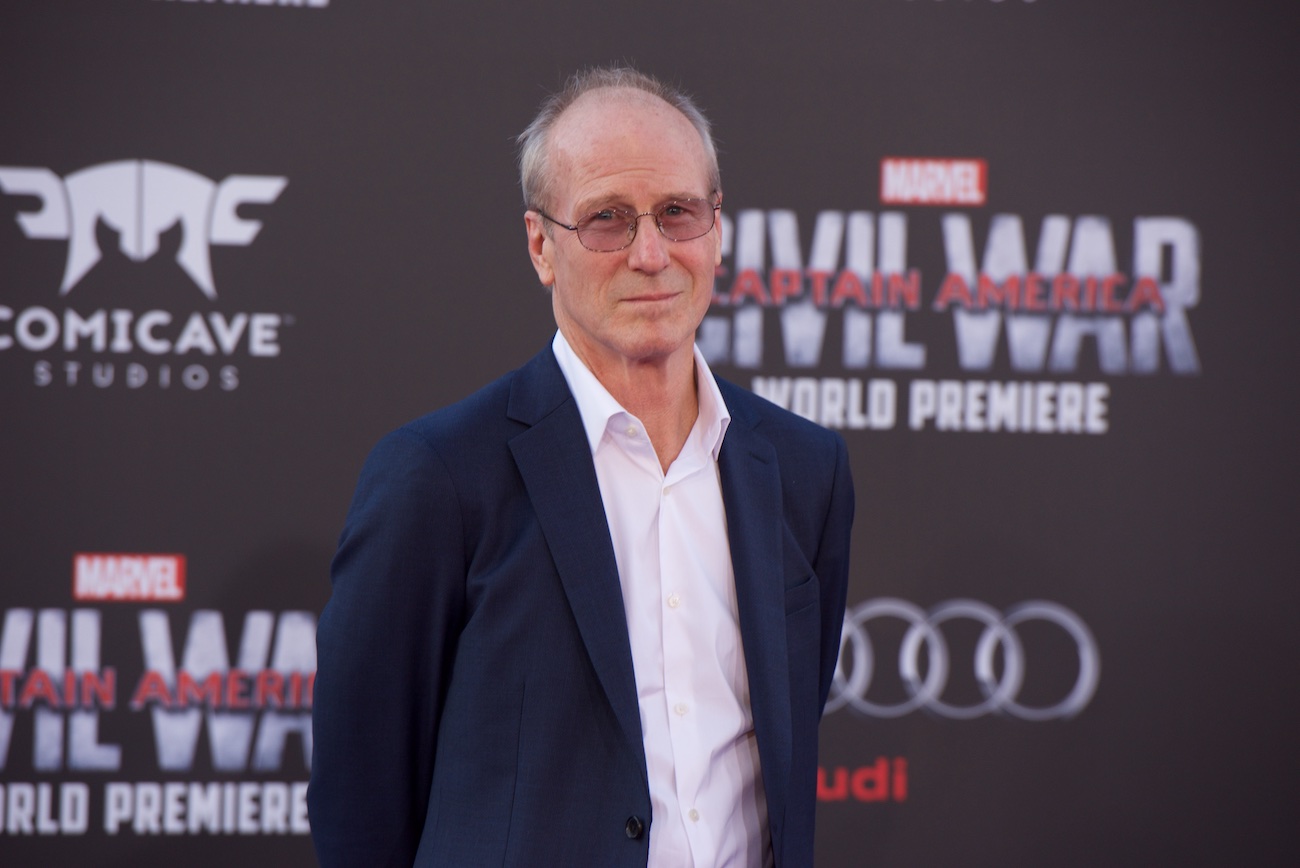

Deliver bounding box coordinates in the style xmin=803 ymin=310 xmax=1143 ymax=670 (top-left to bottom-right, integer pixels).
xmin=624 ymin=815 xmax=645 ymax=839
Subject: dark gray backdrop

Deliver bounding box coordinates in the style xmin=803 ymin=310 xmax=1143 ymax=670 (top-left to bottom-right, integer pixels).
xmin=1 ymin=1 xmax=1296 ymax=865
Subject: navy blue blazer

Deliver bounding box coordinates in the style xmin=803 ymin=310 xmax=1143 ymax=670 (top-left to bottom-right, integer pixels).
xmin=309 ymin=347 xmax=854 ymax=867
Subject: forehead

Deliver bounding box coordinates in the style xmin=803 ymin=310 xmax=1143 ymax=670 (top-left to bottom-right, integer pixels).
xmin=546 ymin=89 xmax=713 ymax=210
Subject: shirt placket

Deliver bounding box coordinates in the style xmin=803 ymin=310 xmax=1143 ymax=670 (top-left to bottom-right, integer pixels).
xmin=659 ymin=454 xmax=716 ymax=861
xmin=609 ymin=414 xmax=691 ymax=864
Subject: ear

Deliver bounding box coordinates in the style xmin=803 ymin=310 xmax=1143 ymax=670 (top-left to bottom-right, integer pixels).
xmin=711 ymin=194 xmax=724 ymax=267
xmin=525 ymin=211 xmax=555 ymax=287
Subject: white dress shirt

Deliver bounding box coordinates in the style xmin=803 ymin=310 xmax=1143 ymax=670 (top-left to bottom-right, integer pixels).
xmin=551 ymin=331 xmax=772 ymax=868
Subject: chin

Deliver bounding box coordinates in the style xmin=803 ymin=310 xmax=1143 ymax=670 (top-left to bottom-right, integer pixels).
xmin=619 ymin=331 xmax=696 ymax=363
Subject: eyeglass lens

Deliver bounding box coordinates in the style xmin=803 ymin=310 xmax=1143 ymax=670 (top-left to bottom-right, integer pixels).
xmin=575 ymin=199 xmax=715 ymax=251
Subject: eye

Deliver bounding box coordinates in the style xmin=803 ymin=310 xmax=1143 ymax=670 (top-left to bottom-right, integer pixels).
xmin=660 ymin=204 xmax=687 ymax=218
xmin=580 ymin=207 xmax=632 ymax=228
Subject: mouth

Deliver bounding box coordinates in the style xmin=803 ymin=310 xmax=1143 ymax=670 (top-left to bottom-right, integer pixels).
xmin=622 ymin=291 xmax=681 ymax=304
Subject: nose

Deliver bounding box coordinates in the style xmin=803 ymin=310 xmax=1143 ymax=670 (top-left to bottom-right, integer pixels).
xmin=625 ymin=212 xmax=671 ymax=272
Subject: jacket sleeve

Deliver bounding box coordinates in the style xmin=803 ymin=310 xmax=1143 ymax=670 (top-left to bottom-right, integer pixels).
xmin=309 ymin=426 xmax=466 ymax=867
xmin=814 ymin=432 xmax=855 ymax=714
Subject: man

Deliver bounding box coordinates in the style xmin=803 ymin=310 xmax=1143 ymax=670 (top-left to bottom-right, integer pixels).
xmin=309 ymin=67 xmax=853 ymax=867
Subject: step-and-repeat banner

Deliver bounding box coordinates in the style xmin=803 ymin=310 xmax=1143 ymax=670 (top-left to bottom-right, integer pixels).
xmin=2 ymin=2 xmax=1295 ymax=866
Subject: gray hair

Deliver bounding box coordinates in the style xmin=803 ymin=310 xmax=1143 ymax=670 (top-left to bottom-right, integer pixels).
xmin=517 ymin=66 xmax=721 ymax=213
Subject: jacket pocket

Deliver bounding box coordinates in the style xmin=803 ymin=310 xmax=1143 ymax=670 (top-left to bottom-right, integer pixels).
xmin=784 ymin=572 xmax=820 ymax=616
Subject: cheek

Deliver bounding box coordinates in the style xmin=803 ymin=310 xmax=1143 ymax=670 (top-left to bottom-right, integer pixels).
xmin=691 ymin=283 xmax=715 ymax=319
xmin=553 ymin=269 xmax=610 ymax=316
xmin=694 ymin=251 xmax=720 ymax=296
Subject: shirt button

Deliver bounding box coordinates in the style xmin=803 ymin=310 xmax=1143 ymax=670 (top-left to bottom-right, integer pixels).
xmin=674 ymin=703 xmax=688 ymax=716
xmin=625 ymin=425 xmax=638 ymax=438
xmin=667 ymin=593 xmax=680 ymax=609
xmin=688 ymin=808 xmax=700 ymax=822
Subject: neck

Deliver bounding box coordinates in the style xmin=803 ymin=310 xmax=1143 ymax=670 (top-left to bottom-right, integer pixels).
xmin=569 ymin=341 xmax=699 ymax=472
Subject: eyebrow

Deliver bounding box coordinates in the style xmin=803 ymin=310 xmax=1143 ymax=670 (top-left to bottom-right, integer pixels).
xmin=572 ymin=193 xmax=709 ymax=216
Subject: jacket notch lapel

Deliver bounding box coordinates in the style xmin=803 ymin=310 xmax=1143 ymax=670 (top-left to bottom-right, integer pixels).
xmin=506 ymin=353 xmax=647 ymax=776
xmin=718 ymin=421 xmax=793 ymax=830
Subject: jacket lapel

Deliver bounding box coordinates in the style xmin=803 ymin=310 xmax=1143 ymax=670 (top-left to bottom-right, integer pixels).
xmin=717 ymin=386 xmax=793 ymax=833
xmin=502 ymin=354 xmax=791 ymax=818
xmin=505 ymin=349 xmax=647 ymax=778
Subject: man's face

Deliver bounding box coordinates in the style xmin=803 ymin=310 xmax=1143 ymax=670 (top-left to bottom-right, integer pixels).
xmin=525 ymin=90 xmax=722 ymax=376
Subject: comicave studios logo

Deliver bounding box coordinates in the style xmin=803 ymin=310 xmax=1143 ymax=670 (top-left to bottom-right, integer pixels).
xmin=0 ymin=160 xmax=290 ymax=392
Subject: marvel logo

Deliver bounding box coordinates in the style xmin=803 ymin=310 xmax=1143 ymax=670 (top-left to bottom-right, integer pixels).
xmin=73 ymin=553 xmax=186 ymax=602
xmin=880 ymin=158 xmax=987 ymax=206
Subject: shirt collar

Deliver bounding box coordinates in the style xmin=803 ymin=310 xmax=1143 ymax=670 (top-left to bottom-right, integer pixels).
xmin=551 ymin=330 xmax=731 ymax=460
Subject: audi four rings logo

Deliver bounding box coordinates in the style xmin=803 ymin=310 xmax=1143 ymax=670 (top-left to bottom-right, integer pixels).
xmin=828 ymin=598 xmax=1100 ymax=721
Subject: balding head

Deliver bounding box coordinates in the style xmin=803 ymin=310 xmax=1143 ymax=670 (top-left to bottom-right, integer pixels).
xmin=517 ymin=66 xmax=721 ymax=214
